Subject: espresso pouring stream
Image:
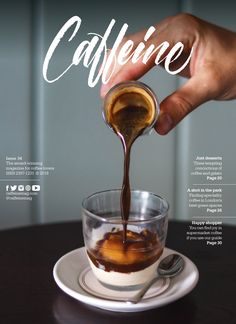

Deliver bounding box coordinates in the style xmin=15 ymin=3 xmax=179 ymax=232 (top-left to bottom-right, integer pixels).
xmin=105 ymin=90 xmax=156 ymax=242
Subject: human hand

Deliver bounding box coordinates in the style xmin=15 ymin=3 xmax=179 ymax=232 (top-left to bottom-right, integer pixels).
xmin=100 ymin=14 xmax=236 ymax=134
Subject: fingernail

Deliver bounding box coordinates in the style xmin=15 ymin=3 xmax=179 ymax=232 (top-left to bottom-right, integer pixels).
xmin=156 ymin=113 xmax=173 ymax=135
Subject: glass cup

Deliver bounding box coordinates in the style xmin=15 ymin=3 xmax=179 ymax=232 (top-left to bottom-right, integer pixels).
xmin=82 ymin=189 xmax=169 ymax=289
xmin=102 ymin=81 xmax=160 ymax=135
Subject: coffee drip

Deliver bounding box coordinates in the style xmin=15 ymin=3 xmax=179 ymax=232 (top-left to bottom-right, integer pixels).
xmin=103 ymin=82 xmax=158 ymax=242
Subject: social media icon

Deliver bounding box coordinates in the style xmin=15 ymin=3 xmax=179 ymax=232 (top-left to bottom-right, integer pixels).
xmin=10 ymin=185 xmax=17 ymax=191
xmin=32 ymin=185 xmax=40 ymax=191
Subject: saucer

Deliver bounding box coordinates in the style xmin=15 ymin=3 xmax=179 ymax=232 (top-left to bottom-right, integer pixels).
xmin=53 ymin=247 xmax=199 ymax=313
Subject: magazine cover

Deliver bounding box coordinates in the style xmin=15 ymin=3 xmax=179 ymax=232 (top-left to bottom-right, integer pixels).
xmin=0 ymin=0 xmax=235 ymax=323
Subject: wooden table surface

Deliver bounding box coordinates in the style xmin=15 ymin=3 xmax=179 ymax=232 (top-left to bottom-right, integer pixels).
xmin=0 ymin=220 xmax=235 ymax=324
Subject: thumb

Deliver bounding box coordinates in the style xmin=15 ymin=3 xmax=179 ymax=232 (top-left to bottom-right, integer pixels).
xmin=155 ymin=75 xmax=212 ymax=135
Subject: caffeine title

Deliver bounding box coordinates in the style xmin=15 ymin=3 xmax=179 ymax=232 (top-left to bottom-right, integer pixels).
xmin=43 ymin=16 xmax=193 ymax=87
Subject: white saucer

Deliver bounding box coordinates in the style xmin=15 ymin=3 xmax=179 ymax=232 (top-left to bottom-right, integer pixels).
xmin=53 ymin=247 xmax=199 ymax=313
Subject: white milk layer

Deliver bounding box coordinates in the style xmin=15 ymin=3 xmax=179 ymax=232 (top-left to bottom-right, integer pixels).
xmin=88 ymin=257 xmax=160 ymax=287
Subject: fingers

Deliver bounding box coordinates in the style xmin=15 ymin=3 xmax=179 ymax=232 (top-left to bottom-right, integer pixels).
xmin=100 ymin=59 xmax=155 ymax=97
xmin=100 ymin=22 xmax=174 ymax=98
xmin=155 ymin=74 xmax=213 ymax=134
xmin=100 ymin=14 xmax=197 ymax=98
xmin=100 ymin=31 xmax=157 ymax=98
